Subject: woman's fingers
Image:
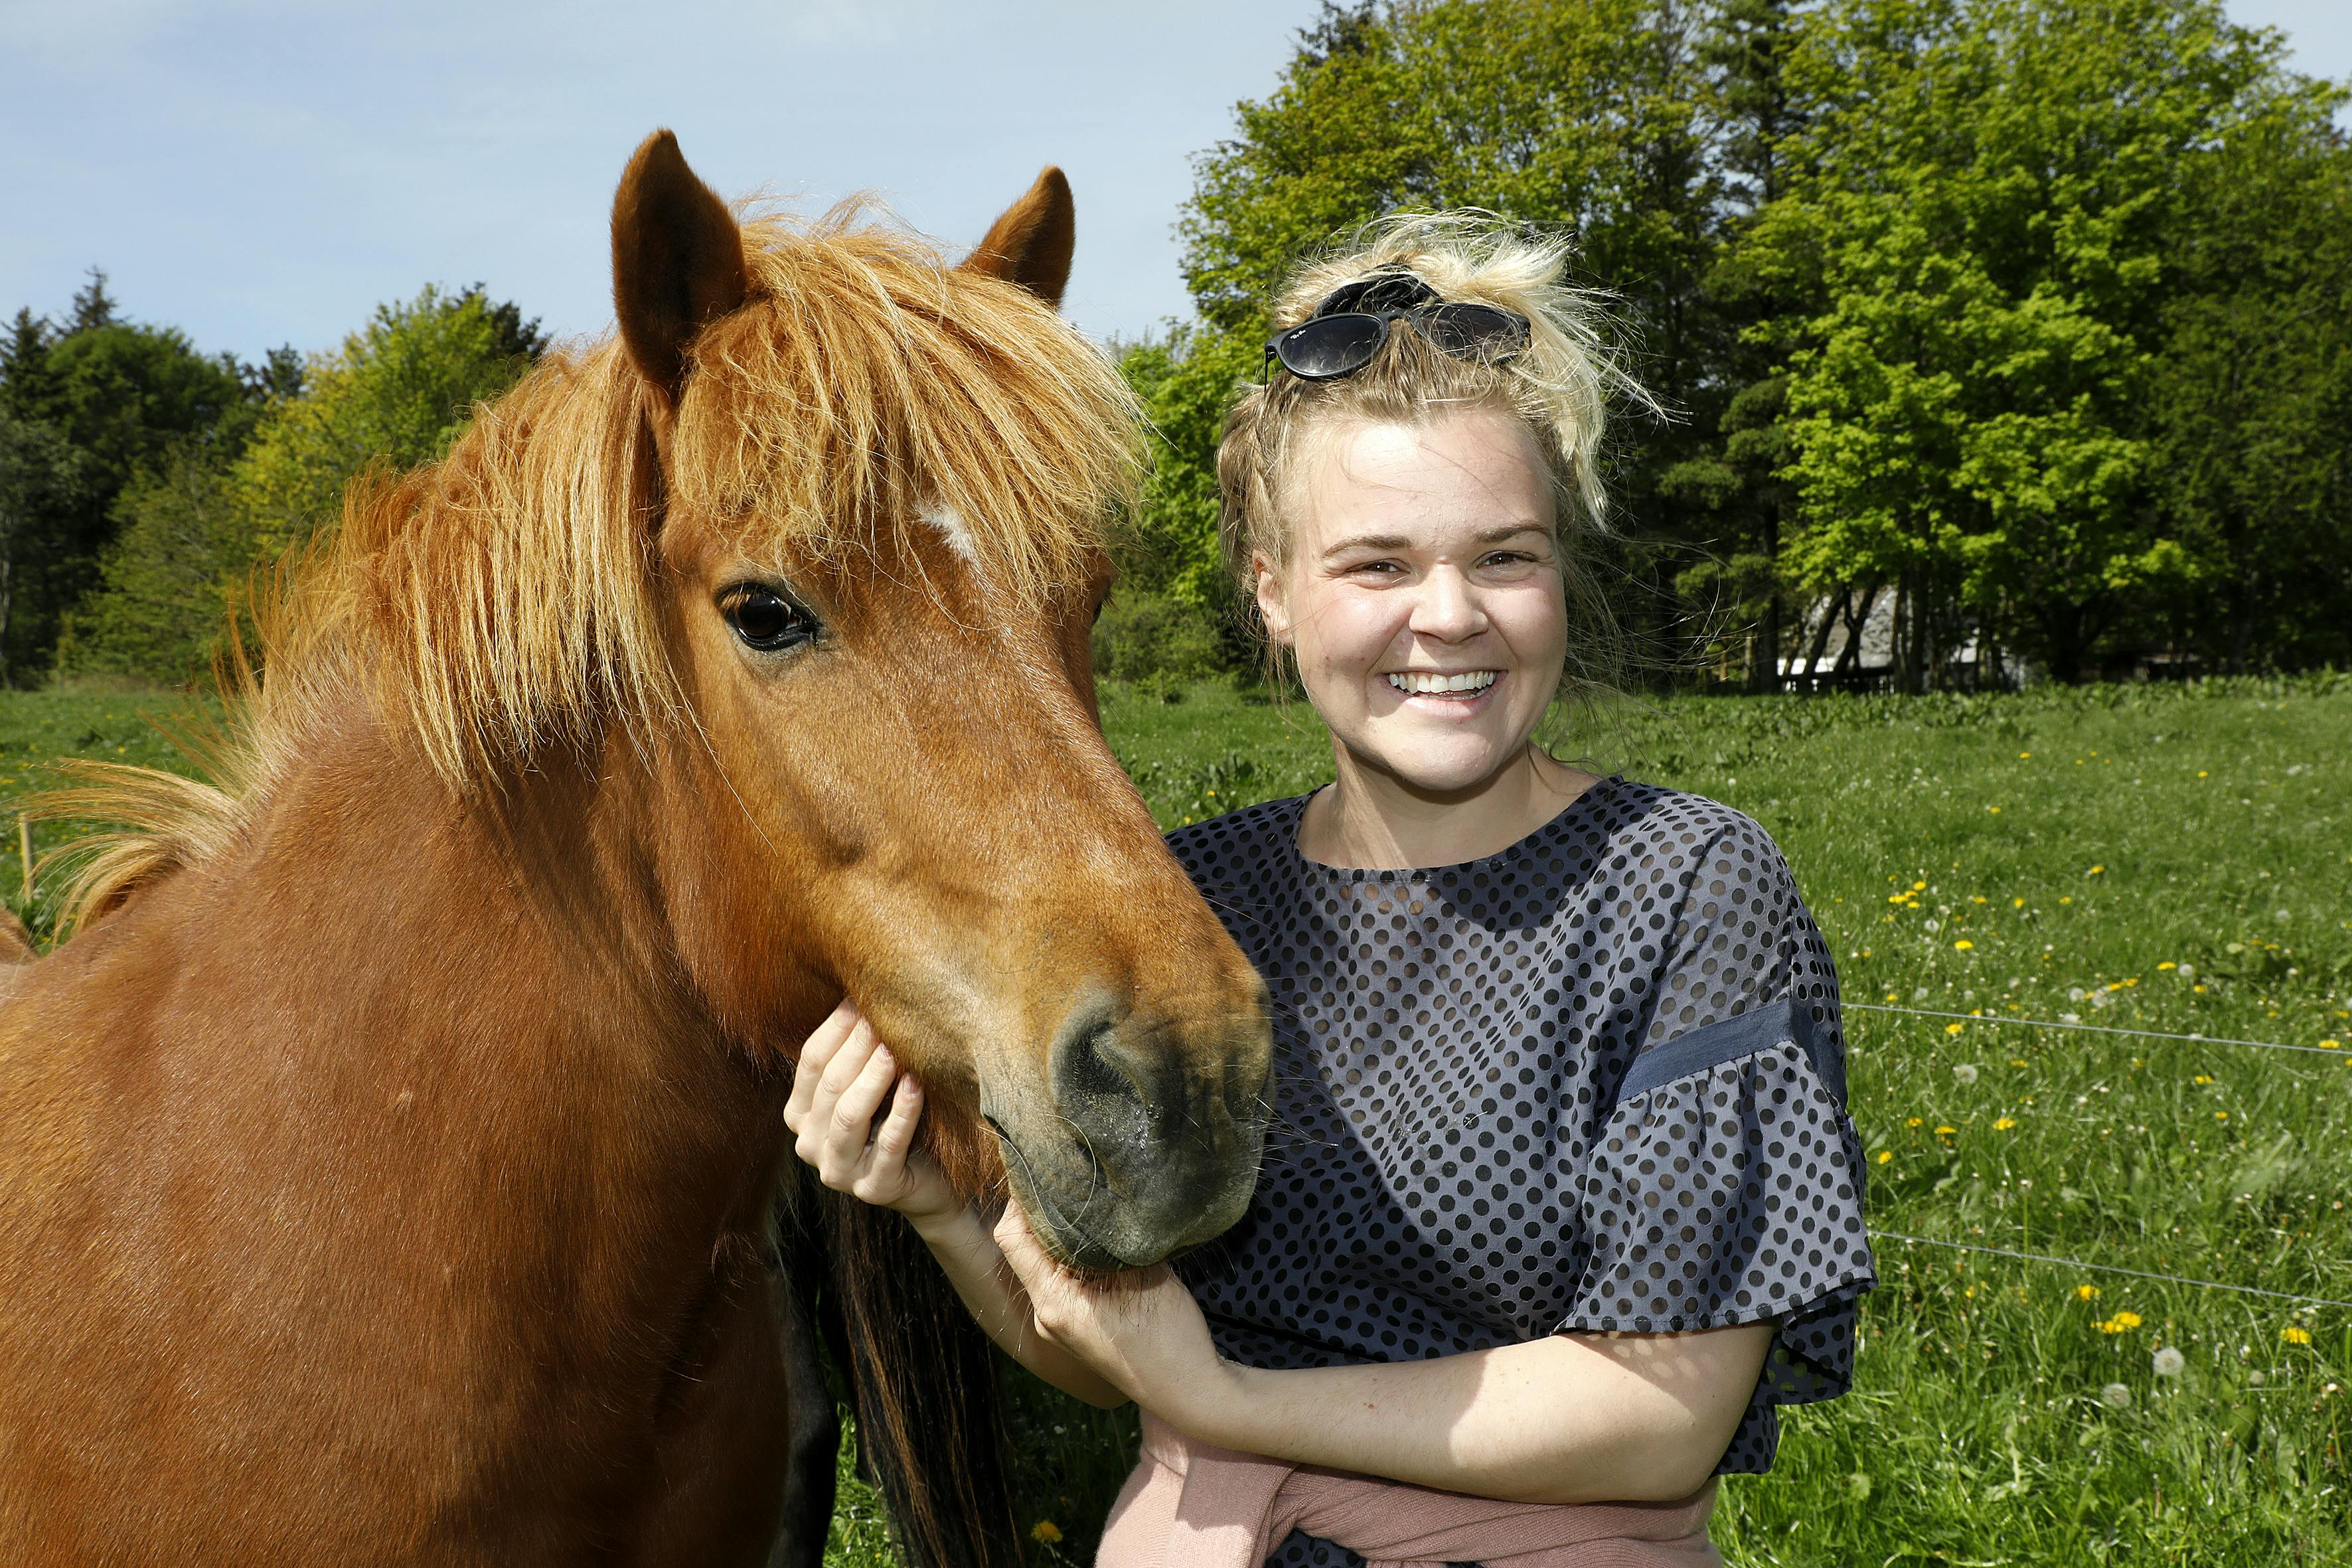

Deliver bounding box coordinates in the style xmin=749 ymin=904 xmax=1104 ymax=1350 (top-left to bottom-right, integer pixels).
xmin=868 ymin=1075 xmax=923 ymax=1166
xmin=826 ymin=1042 xmax=900 ymax=1148
xmin=785 ymin=997 xmax=862 ymax=1133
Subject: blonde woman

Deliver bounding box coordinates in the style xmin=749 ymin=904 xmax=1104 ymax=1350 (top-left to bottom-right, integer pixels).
xmin=786 ymin=218 xmax=1873 ymax=1567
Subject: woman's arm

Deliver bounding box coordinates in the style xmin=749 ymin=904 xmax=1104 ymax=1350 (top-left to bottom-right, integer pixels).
xmin=783 ymin=1002 xmax=1126 ymax=1409
xmin=992 ymin=1208 xmax=1771 ymax=1506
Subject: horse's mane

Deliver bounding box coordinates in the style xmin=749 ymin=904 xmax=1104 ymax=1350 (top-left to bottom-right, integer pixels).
xmin=46 ymin=206 xmax=1144 ymax=932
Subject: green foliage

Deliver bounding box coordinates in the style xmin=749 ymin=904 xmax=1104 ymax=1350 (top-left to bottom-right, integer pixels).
xmin=1117 ymin=327 xmax=1261 ymax=615
xmin=226 ymin=284 xmax=542 ymax=566
xmin=60 ymin=285 xmax=542 ymax=681
xmin=0 ymin=278 xmax=256 ymax=682
xmin=1089 ymin=587 xmax=1229 ymax=695
xmin=62 ymin=449 xmax=244 ymax=683
xmin=1738 ymin=0 xmax=2352 ymax=684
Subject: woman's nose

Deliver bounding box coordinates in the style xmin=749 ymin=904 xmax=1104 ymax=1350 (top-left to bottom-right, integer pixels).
xmin=1407 ymin=567 xmax=1487 ymax=641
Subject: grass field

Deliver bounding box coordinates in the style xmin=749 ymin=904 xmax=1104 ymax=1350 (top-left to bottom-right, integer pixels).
xmin=5 ymin=674 xmax=2348 ymax=1565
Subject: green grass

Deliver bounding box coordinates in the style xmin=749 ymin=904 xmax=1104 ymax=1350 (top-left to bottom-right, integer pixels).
xmin=8 ymin=674 xmax=2349 ymax=1565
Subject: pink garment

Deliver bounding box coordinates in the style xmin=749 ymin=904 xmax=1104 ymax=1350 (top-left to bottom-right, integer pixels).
xmin=1098 ymin=1413 xmax=1720 ymax=1568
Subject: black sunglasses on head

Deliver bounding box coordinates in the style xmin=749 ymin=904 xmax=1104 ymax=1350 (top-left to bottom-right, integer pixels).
xmin=1263 ymin=272 xmax=1531 ymax=382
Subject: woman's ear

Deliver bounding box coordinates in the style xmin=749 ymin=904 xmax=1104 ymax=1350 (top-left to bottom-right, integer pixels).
xmin=1253 ymin=553 xmax=1294 ymax=646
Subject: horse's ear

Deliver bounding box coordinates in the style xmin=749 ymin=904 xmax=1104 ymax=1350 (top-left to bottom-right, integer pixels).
xmin=611 ymin=129 xmax=749 ymax=403
xmin=961 ymin=166 xmax=1075 ymax=309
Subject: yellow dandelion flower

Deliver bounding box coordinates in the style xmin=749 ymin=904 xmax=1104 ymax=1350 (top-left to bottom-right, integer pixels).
xmin=2061 ymin=896 xmax=2074 ymax=905
xmin=1955 ymin=939 xmax=1974 ymax=951
xmin=2197 ymin=770 xmax=2209 ymax=777
xmin=2194 ymin=984 xmax=2207 ymax=993
xmin=2284 ymin=1326 xmax=2314 ymax=1346
xmin=1032 ymin=1522 xmax=1064 ymax=1544
xmin=1994 ymin=1117 xmax=2017 ymax=1130
xmin=2215 ymin=1111 xmax=2229 ymax=1121
xmin=1946 ymin=1022 xmax=1966 ymax=1036
xmin=1913 ymin=880 xmax=1927 ymax=892
xmin=1907 ymin=1117 xmax=1924 ymax=1127
xmin=2077 ymin=1284 xmax=2100 ymax=1300
xmin=2013 ymin=898 xmax=2025 ymax=907
xmin=1876 ymin=1150 xmax=1894 ymax=1164
xmin=2112 ymin=1312 xmax=2142 ymax=1330
xmin=1935 ymin=1125 xmax=1956 ymax=1136
xmin=2322 ymin=1040 xmax=2342 ymax=1051
xmin=2193 ymin=1074 xmax=2213 ymax=1084
xmin=2088 ymin=865 xmax=2105 ymax=876
xmin=2018 ymin=751 xmax=2031 ymax=759
xmin=1988 ymin=805 xmax=2002 ymax=813
xmin=2009 ymin=1058 xmax=2027 ymax=1067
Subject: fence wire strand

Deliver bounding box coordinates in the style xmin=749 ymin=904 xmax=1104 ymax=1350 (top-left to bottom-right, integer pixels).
xmin=1869 ymin=1229 xmax=2352 ymax=1311
xmin=1848 ymin=1000 xmax=2345 ymax=1058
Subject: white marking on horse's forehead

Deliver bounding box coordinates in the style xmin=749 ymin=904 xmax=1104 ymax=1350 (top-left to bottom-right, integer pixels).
xmin=921 ymin=503 xmax=980 ymax=567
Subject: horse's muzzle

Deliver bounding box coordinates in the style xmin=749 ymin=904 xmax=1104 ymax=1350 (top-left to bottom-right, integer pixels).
xmin=996 ymin=994 xmax=1271 ymax=1272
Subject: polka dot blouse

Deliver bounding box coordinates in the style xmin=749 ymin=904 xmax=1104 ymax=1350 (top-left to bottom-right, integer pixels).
xmin=1164 ymin=775 xmax=1874 ymax=1536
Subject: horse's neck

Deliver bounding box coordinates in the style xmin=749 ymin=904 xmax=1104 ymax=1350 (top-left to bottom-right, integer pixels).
xmin=64 ymin=710 xmax=787 ymax=1318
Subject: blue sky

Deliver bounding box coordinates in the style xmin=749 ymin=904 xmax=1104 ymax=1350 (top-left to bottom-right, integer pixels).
xmin=3 ymin=0 xmax=2345 ymax=365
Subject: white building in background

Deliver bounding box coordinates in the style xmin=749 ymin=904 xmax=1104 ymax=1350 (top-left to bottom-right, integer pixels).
xmin=1776 ymin=591 xmax=2032 ymax=689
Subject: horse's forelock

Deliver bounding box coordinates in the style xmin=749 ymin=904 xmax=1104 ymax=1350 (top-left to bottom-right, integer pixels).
xmin=673 ymin=216 xmax=1142 ymax=610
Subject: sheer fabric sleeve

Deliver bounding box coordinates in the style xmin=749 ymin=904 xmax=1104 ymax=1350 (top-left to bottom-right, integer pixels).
xmin=1559 ymin=809 xmax=1873 ymax=1464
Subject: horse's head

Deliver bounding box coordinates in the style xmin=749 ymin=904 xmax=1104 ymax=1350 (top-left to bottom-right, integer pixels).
xmin=603 ymin=132 xmax=1269 ymax=1270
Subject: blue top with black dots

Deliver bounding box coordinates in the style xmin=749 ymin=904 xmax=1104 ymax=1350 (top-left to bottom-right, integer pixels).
xmin=1164 ymin=775 xmax=1875 ymax=1527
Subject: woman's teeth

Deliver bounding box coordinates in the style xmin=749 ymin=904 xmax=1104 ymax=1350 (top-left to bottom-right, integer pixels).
xmin=1385 ymin=670 xmax=1498 ymax=696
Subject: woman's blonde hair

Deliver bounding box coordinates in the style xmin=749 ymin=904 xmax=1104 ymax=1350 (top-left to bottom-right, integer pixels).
xmin=1216 ymin=212 xmax=1648 ymax=702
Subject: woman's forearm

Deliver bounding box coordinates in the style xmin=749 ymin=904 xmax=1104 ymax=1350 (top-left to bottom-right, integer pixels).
xmin=907 ymin=1207 xmax=1129 ymax=1409
xmin=1170 ymin=1325 xmax=1773 ymax=1506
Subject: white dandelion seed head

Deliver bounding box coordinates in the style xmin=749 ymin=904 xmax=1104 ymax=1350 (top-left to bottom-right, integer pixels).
xmin=2276 ymin=908 xmax=2291 ymax=921
xmin=2068 ymin=987 xmax=2086 ymax=1002
xmin=1953 ymin=1063 xmax=1980 ymax=1085
xmin=2100 ymin=1383 xmax=2132 ymax=1409
xmin=1914 ymin=986 xmax=1930 ymax=1000
xmin=2153 ymin=1348 xmax=2185 ymax=1377
xmin=2091 ymin=990 xmax=2113 ymax=1008
xmin=2060 ymin=1012 xmax=2082 ymax=1024
xmin=1924 ymin=919 xmax=1942 ymax=933
xmin=2176 ymin=964 xmax=2195 ymax=980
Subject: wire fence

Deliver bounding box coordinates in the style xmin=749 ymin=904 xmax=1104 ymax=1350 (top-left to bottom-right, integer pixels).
xmin=1868 ymin=1230 xmax=2352 ymax=1311
xmin=1855 ymin=1001 xmax=2347 ymax=1317
xmin=1847 ymin=1000 xmax=2346 ymax=1058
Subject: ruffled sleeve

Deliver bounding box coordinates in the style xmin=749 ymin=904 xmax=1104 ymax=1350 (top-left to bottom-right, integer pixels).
xmin=1559 ymin=809 xmax=1873 ymax=1471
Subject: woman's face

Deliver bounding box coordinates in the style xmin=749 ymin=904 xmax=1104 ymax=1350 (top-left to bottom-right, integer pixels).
xmin=1257 ymin=408 xmax=1567 ymax=798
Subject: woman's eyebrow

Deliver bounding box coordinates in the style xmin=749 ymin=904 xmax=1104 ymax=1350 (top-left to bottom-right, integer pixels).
xmin=1320 ymin=522 xmax=1553 ymax=560
xmin=1320 ymin=532 xmax=1415 ymax=558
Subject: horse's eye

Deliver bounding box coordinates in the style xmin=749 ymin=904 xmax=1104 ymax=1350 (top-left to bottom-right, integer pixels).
xmin=720 ymin=587 xmax=817 ymax=653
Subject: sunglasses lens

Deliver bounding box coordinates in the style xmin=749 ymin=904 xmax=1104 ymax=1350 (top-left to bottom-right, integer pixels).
xmin=1417 ymin=303 xmax=1529 ymax=358
xmin=1275 ymin=314 xmax=1387 ymax=380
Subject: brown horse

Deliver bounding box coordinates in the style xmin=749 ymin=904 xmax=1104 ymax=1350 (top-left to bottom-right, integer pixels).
xmin=0 ymin=131 xmax=1270 ymax=1567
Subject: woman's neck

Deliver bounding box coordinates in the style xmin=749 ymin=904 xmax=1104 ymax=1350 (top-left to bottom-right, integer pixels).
xmin=1297 ymin=744 xmax=1599 ymax=870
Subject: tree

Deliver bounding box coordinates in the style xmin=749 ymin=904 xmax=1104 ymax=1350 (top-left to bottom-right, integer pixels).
xmin=64 ymin=284 xmax=544 ymax=680
xmin=2143 ymin=84 xmax=2352 ymax=672
xmin=0 ymin=416 xmax=86 ymax=682
xmin=1739 ymin=0 xmax=2337 ymax=686
xmin=0 ymin=287 xmax=250 ymax=680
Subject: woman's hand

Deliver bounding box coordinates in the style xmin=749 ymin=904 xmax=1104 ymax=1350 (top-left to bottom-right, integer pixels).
xmin=784 ymin=999 xmax=963 ymax=1231
xmin=990 ymin=1204 xmax=1241 ymax=1433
